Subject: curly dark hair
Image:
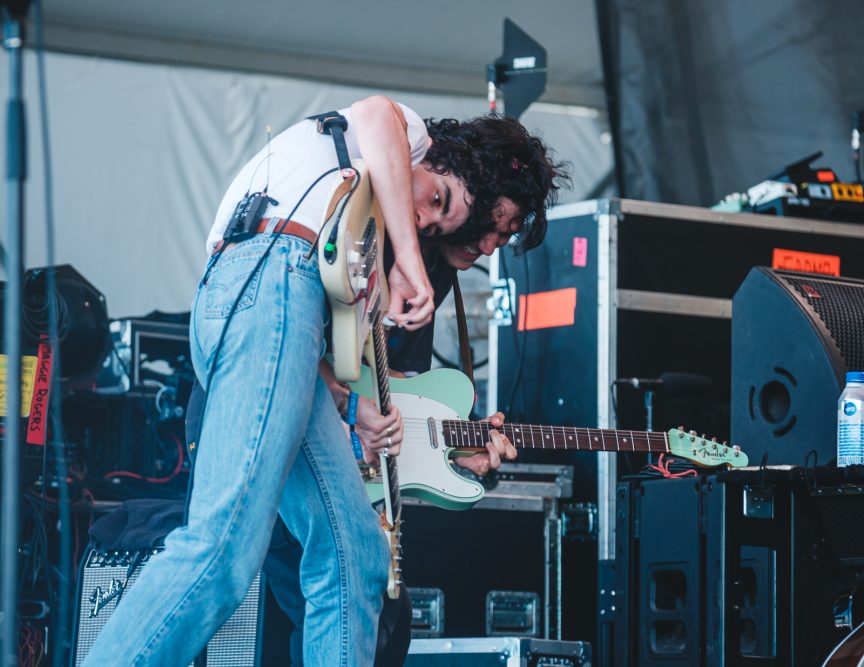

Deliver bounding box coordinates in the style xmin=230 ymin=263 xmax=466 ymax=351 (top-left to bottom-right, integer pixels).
xmin=423 ymin=115 xmax=569 ymax=252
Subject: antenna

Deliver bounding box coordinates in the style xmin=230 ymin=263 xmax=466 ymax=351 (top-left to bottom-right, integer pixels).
xmin=265 ymin=125 xmax=272 ymax=193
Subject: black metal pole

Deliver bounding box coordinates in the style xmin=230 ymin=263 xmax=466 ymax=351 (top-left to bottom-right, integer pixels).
xmin=1 ymin=11 xmax=26 ymax=667
xmin=594 ymin=0 xmax=625 ymax=198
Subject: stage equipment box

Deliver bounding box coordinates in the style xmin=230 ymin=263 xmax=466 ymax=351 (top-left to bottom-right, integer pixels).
xmin=406 ymin=637 xmax=590 ymax=666
xmin=400 ymin=462 xmax=575 ymax=641
xmin=487 ymin=198 xmax=864 ymax=568
xmin=607 ymin=468 xmax=864 ymax=667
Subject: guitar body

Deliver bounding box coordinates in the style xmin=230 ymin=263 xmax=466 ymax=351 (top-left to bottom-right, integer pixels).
xmin=353 ymin=367 xmax=485 ymax=510
xmin=319 ymin=160 xmax=401 ymax=598
xmin=823 ymin=622 xmax=864 ymax=667
xmin=319 ymin=160 xmax=389 ymax=382
xmin=354 ymin=367 xmax=748 ymax=511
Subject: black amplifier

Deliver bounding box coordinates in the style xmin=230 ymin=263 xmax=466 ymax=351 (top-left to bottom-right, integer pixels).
xmin=611 ymin=467 xmax=864 ymax=666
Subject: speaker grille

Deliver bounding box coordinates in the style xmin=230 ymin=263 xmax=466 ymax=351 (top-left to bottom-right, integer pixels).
xmin=781 ymin=273 xmax=864 ymax=372
xmin=73 ymin=549 xmax=262 ymax=666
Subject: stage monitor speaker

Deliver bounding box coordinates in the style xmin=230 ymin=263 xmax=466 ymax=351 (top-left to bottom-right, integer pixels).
xmin=731 ymin=267 xmax=864 ymax=465
xmin=73 ymin=548 xmax=264 ymax=666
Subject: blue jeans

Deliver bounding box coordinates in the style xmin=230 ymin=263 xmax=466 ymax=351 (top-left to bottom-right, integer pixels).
xmin=82 ymin=234 xmax=389 ymax=666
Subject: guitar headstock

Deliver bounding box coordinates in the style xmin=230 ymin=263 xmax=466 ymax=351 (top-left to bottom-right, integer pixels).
xmin=667 ymin=427 xmax=749 ymax=467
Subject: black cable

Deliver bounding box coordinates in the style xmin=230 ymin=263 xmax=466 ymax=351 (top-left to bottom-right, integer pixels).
xmin=501 ymin=249 xmax=529 ymax=420
xmin=199 ymin=166 xmax=349 ymax=461
xmin=32 ymin=2 xmax=72 ymax=663
xmin=430 ymin=262 xmax=490 ymax=370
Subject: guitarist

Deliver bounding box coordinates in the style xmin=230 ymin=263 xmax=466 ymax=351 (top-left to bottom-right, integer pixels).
xmin=82 ymin=96 xmax=564 ymax=667
xmin=276 ymin=127 xmax=569 ymax=664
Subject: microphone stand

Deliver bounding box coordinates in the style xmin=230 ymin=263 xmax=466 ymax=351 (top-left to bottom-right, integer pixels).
xmin=643 ymin=388 xmax=655 ymax=433
xmin=1 ymin=6 xmax=28 ymax=666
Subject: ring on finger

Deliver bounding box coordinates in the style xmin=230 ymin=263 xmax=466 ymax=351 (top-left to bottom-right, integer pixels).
xmin=386 ymin=436 xmax=393 ymax=447
xmin=386 ymin=425 xmax=394 ymax=437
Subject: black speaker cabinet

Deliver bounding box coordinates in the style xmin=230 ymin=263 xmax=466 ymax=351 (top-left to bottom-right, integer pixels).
xmin=731 ymin=268 xmax=864 ymax=465
xmin=613 ymin=469 xmax=864 ymax=666
xmin=707 ymin=467 xmax=864 ymax=666
xmin=613 ymin=477 xmax=703 ymax=667
xmin=73 ymin=548 xmax=265 ymax=666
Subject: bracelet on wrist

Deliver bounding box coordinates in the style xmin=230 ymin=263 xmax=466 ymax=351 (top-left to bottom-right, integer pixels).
xmin=341 ymin=391 xmax=359 ymax=427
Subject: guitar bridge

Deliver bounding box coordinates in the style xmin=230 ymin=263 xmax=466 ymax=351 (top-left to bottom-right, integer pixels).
xmin=427 ymin=417 xmax=439 ymax=449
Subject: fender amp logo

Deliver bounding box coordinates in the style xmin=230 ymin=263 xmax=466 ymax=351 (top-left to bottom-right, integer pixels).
xmin=89 ymin=578 xmax=125 ymax=618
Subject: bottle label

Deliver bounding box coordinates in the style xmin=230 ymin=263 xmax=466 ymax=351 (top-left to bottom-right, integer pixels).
xmin=838 ymin=398 xmax=864 ymax=466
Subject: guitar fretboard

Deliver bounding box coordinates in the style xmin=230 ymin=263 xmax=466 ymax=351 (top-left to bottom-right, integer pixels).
xmin=441 ymin=421 xmax=670 ymax=454
xmin=370 ymin=309 xmax=400 ymax=522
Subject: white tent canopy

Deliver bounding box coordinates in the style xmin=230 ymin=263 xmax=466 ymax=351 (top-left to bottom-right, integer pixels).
xmin=0 ymin=2 xmax=612 ymax=317
xmin=41 ymin=0 xmax=605 ymax=108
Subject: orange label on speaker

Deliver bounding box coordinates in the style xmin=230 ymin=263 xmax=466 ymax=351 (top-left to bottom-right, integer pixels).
xmin=517 ymin=288 xmax=577 ymax=331
xmin=772 ymin=248 xmax=840 ymax=277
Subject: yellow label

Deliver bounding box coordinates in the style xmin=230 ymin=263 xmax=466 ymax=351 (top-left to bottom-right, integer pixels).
xmin=0 ymin=355 xmax=39 ymax=417
xmin=831 ymin=182 xmax=864 ymax=203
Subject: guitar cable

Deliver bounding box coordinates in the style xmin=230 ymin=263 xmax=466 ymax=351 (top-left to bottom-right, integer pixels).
xmin=201 ymin=166 xmax=339 ymax=403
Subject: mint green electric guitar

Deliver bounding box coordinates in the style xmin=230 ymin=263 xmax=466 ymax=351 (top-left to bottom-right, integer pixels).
xmin=352 ymin=367 xmax=749 ymax=510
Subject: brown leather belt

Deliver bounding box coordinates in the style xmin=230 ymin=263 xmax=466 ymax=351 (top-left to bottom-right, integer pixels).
xmin=212 ymin=218 xmax=318 ymax=255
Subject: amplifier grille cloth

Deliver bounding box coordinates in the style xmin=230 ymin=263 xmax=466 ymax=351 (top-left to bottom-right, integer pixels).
xmin=74 ymin=549 xmax=262 ymax=666
xmin=782 ymin=273 xmax=864 ymax=372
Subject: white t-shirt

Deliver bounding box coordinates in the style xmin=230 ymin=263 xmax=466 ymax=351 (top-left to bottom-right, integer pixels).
xmin=206 ymin=103 xmax=430 ymax=254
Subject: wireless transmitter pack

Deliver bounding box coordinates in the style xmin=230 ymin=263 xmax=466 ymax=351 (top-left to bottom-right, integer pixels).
xmin=222 ymin=191 xmax=278 ymax=243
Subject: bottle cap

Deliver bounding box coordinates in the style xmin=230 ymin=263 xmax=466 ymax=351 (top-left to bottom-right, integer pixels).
xmin=846 ymin=371 xmax=864 ymax=383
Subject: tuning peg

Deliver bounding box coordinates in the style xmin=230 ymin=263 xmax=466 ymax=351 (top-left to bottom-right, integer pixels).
xmin=677 ymin=426 xmax=685 ymax=432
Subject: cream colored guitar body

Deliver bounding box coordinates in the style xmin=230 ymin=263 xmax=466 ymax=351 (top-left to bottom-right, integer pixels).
xmin=319 ymin=161 xmax=402 ymax=599
xmin=318 ymin=160 xmax=389 ymax=382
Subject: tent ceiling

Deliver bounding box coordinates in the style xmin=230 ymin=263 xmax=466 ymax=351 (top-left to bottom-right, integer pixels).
xmin=41 ymin=0 xmax=605 ymax=109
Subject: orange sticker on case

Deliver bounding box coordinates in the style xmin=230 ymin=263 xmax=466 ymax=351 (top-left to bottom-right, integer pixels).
xmin=772 ymin=248 xmax=840 ymax=277
xmin=517 ymin=288 xmax=577 ymax=331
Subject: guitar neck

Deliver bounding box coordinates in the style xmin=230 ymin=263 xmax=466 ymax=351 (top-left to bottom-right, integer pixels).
xmin=369 ymin=308 xmax=392 ymax=415
xmin=441 ymin=421 xmax=670 ymax=454
xmin=368 ymin=309 xmax=400 ymax=523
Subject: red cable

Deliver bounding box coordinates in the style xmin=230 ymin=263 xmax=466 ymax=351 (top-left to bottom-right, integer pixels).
xmin=104 ymin=433 xmax=186 ymax=484
xmin=647 ymin=453 xmax=698 ymax=478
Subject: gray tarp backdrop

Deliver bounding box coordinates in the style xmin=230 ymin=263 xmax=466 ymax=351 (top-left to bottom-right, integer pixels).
xmin=0 ymin=50 xmax=611 ymax=318
xmin=599 ymin=0 xmax=864 ymax=206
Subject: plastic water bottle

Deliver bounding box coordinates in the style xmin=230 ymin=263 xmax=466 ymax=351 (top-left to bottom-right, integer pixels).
xmin=838 ymin=371 xmax=864 ymax=466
